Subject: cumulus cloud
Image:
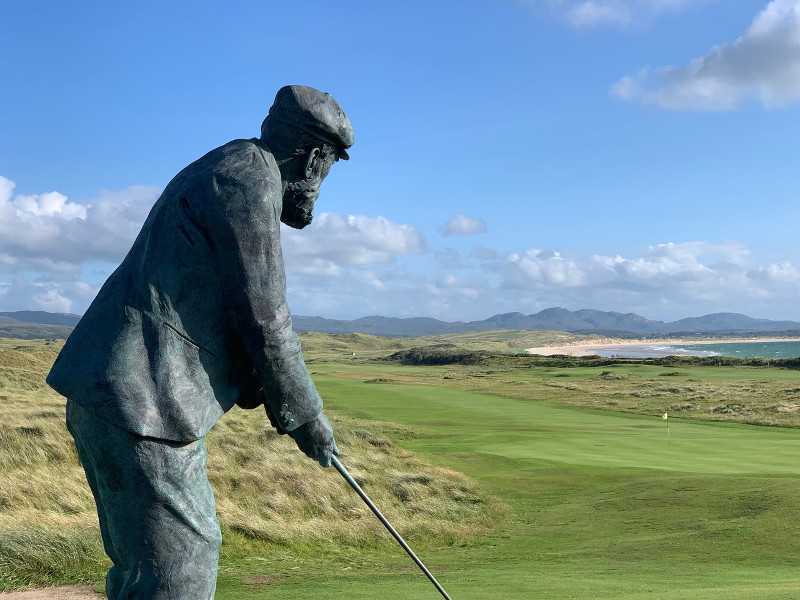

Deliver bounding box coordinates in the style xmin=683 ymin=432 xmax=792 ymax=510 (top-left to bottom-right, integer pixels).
xmin=441 ymin=214 xmax=487 ymax=237
xmin=282 ymin=213 xmax=425 ymax=276
xmin=280 ymin=213 xmax=428 ymax=317
xmin=507 ymin=249 xmax=586 ymax=287
xmin=522 ymin=0 xmax=704 ymax=29
xmin=494 ymin=241 xmax=799 ymax=317
xmin=0 ymin=176 xmax=159 ymax=313
xmin=591 ymin=241 xmax=750 ymax=285
xmin=2 ymin=176 xmax=798 ymax=321
xmin=749 ymin=261 xmax=800 ymax=283
xmin=0 ymin=277 xmax=99 ymax=315
xmin=0 ymin=176 xmax=429 ymax=316
xmin=0 ymin=176 xmax=159 ymax=268
xmin=613 ymin=0 xmax=800 ymax=110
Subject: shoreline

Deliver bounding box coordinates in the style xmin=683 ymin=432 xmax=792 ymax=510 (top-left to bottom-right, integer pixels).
xmin=526 ymin=336 xmax=800 ymax=358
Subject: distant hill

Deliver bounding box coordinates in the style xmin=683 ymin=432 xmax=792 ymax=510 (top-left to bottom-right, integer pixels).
xmin=0 ymin=311 xmax=81 ymax=327
xmin=2 ymin=308 xmax=799 ymax=340
xmin=293 ymin=315 xmax=462 ymax=336
xmin=0 ymin=311 xmax=79 ymax=339
xmin=666 ymin=313 xmax=800 ymax=333
xmin=294 ymin=308 xmax=800 ymax=338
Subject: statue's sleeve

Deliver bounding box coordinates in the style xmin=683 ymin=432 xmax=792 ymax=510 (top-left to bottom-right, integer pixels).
xmin=204 ymin=163 xmax=322 ymax=434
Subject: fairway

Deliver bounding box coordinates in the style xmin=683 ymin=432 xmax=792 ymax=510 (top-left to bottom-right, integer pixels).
xmin=322 ymin=378 xmax=800 ymax=476
xmin=215 ymin=373 xmax=800 ymax=599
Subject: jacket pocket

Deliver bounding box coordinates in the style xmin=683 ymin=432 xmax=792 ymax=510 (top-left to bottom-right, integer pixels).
xmin=161 ymin=320 xmax=218 ymax=357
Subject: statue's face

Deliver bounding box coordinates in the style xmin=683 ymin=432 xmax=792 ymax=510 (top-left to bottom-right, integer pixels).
xmin=281 ymin=178 xmax=321 ymax=229
xmin=280 ymin=148 xmax=337 ymax=229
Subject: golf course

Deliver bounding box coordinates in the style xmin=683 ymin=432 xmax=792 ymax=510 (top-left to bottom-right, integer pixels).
xmin=2 ymin=335 xmax=800 ymax=598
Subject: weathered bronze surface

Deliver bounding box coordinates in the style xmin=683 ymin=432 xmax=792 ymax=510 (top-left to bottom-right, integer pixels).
xmin=47 ymin=85 xmax=353 ymax=599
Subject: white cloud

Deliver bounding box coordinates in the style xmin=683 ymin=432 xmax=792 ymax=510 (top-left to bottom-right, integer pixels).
xmin=0 ymin=278 xmax=98 ymax=315
xmin=283 ymin=238 xmax=800 ymax=321
xmin=441 ymin=214 xmax=487 ymax=237
xmin=282 ymin=213 xmax=425 ymax=276
xmin=0 ymin=176 xmax=159 ymax=267
xmin=749 ymin=261 xmax=800 ymax=283
xmin=613 ymin=0 xmax=800 ymax=110
xmin=2 ymin=176 xmax=799 ymax=321
xmin=567 ymin=1 xmax=634 ymax=27
xmin=0 ymin=176 xmax=428 ymax=316
xmin=495 ymin=241 xmax=798 ymax=316
xmin=522 ymin=0 xmax=704 ymax=29
xmin=507 ymin=249 xmax=586 ymax=287
xmin=31 ymin=288 xmax=72 ymax=314
xmin=0 ymin=176 xmax=158 ymax=314
xmin=280 ymin=213 xmax=428 ymax=317
xmin=591 ymin=241 xmax=750 ymax=284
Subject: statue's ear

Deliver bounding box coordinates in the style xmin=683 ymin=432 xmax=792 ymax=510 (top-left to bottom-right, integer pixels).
xmin=304 ymin=147 xmax=322 ymax=179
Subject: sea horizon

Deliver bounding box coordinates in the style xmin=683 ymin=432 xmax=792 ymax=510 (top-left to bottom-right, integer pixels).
xmin=592 ymin=340 xmax=800 ymax=359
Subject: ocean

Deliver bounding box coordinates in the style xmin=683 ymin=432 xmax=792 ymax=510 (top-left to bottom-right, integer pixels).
xmin=681 ymin=341 xmax=800 ymax=359
xmin=592 ymin=340 xmax=800 ymax=359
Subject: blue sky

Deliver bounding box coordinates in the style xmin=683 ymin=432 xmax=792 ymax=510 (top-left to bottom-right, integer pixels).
xmin=2 ymin=0 xmax=799 ymax=321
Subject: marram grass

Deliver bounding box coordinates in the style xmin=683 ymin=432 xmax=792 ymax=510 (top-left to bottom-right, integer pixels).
xmin=0 ymin=339 xmax=500 ymax=591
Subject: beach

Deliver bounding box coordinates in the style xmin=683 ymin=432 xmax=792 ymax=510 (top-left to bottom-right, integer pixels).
xmin=526 ymin=336 xmax=800 ymax=358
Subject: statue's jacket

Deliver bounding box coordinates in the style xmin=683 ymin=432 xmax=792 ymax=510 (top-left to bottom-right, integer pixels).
xmin=47 ymin=139 xmax=322 ymax=442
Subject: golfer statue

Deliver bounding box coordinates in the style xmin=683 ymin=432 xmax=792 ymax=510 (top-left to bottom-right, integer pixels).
xmin=46 ymin=85 xmax=354 ymax=599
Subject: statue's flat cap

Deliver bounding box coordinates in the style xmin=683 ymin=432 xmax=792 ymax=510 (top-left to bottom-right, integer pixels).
xmin=268 ymin=85 xmax=354 ymax=159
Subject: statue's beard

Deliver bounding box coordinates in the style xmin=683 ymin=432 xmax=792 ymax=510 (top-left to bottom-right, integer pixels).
xmin=281 ymin=179 xmax=320 ymax=229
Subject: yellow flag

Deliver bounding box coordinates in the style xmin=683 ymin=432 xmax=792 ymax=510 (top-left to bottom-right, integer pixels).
xmin=662 ymin=412 xmax=669 ymax=420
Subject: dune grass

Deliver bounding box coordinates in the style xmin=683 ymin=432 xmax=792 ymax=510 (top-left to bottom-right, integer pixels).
xmin=0 ymin=340 xmax=496 ymax=591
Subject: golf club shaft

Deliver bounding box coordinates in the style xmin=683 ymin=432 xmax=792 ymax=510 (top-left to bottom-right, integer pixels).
xmin=331 ymin=455 xmax=453 ymax=600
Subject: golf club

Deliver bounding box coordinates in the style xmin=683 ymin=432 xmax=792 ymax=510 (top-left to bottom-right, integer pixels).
xmin=331 ymin=455 xmax=454 ymax=600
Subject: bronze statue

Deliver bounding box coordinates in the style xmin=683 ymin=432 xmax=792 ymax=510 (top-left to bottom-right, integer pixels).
xmin=46 ymin=85 xmax=354 ymax=599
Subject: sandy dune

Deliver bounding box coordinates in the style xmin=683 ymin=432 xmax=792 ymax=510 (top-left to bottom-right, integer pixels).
xmin=0 ymin=586 xmax=102 ymax=599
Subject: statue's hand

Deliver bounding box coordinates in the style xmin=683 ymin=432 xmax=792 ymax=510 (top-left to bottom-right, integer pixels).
xmin=288 ymin=413 xmax=339 ymax=468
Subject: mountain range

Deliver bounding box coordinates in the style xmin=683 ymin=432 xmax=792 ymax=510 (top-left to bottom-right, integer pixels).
xmin=2 ymin=308 xmax=799 ymax=340
xmin=292 ymin=308 xmax=800 ymax=337
xmin=0 ymin=311 xmax=80 ymax=340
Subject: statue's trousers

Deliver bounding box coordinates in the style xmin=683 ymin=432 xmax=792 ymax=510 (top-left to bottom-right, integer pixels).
xmin=66 ymin=398 xmax=221 ymax=600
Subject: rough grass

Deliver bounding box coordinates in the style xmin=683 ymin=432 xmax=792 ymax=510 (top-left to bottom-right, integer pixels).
xmin=0 ymin=339 xmax=499 ymax=591
xmin=308 ymin=343 xmax=800 ymax=428
xmin=209 ymin=415 xmax=495 ymax=547
xmin=298 ymin=329 xmax=585 ymax=360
